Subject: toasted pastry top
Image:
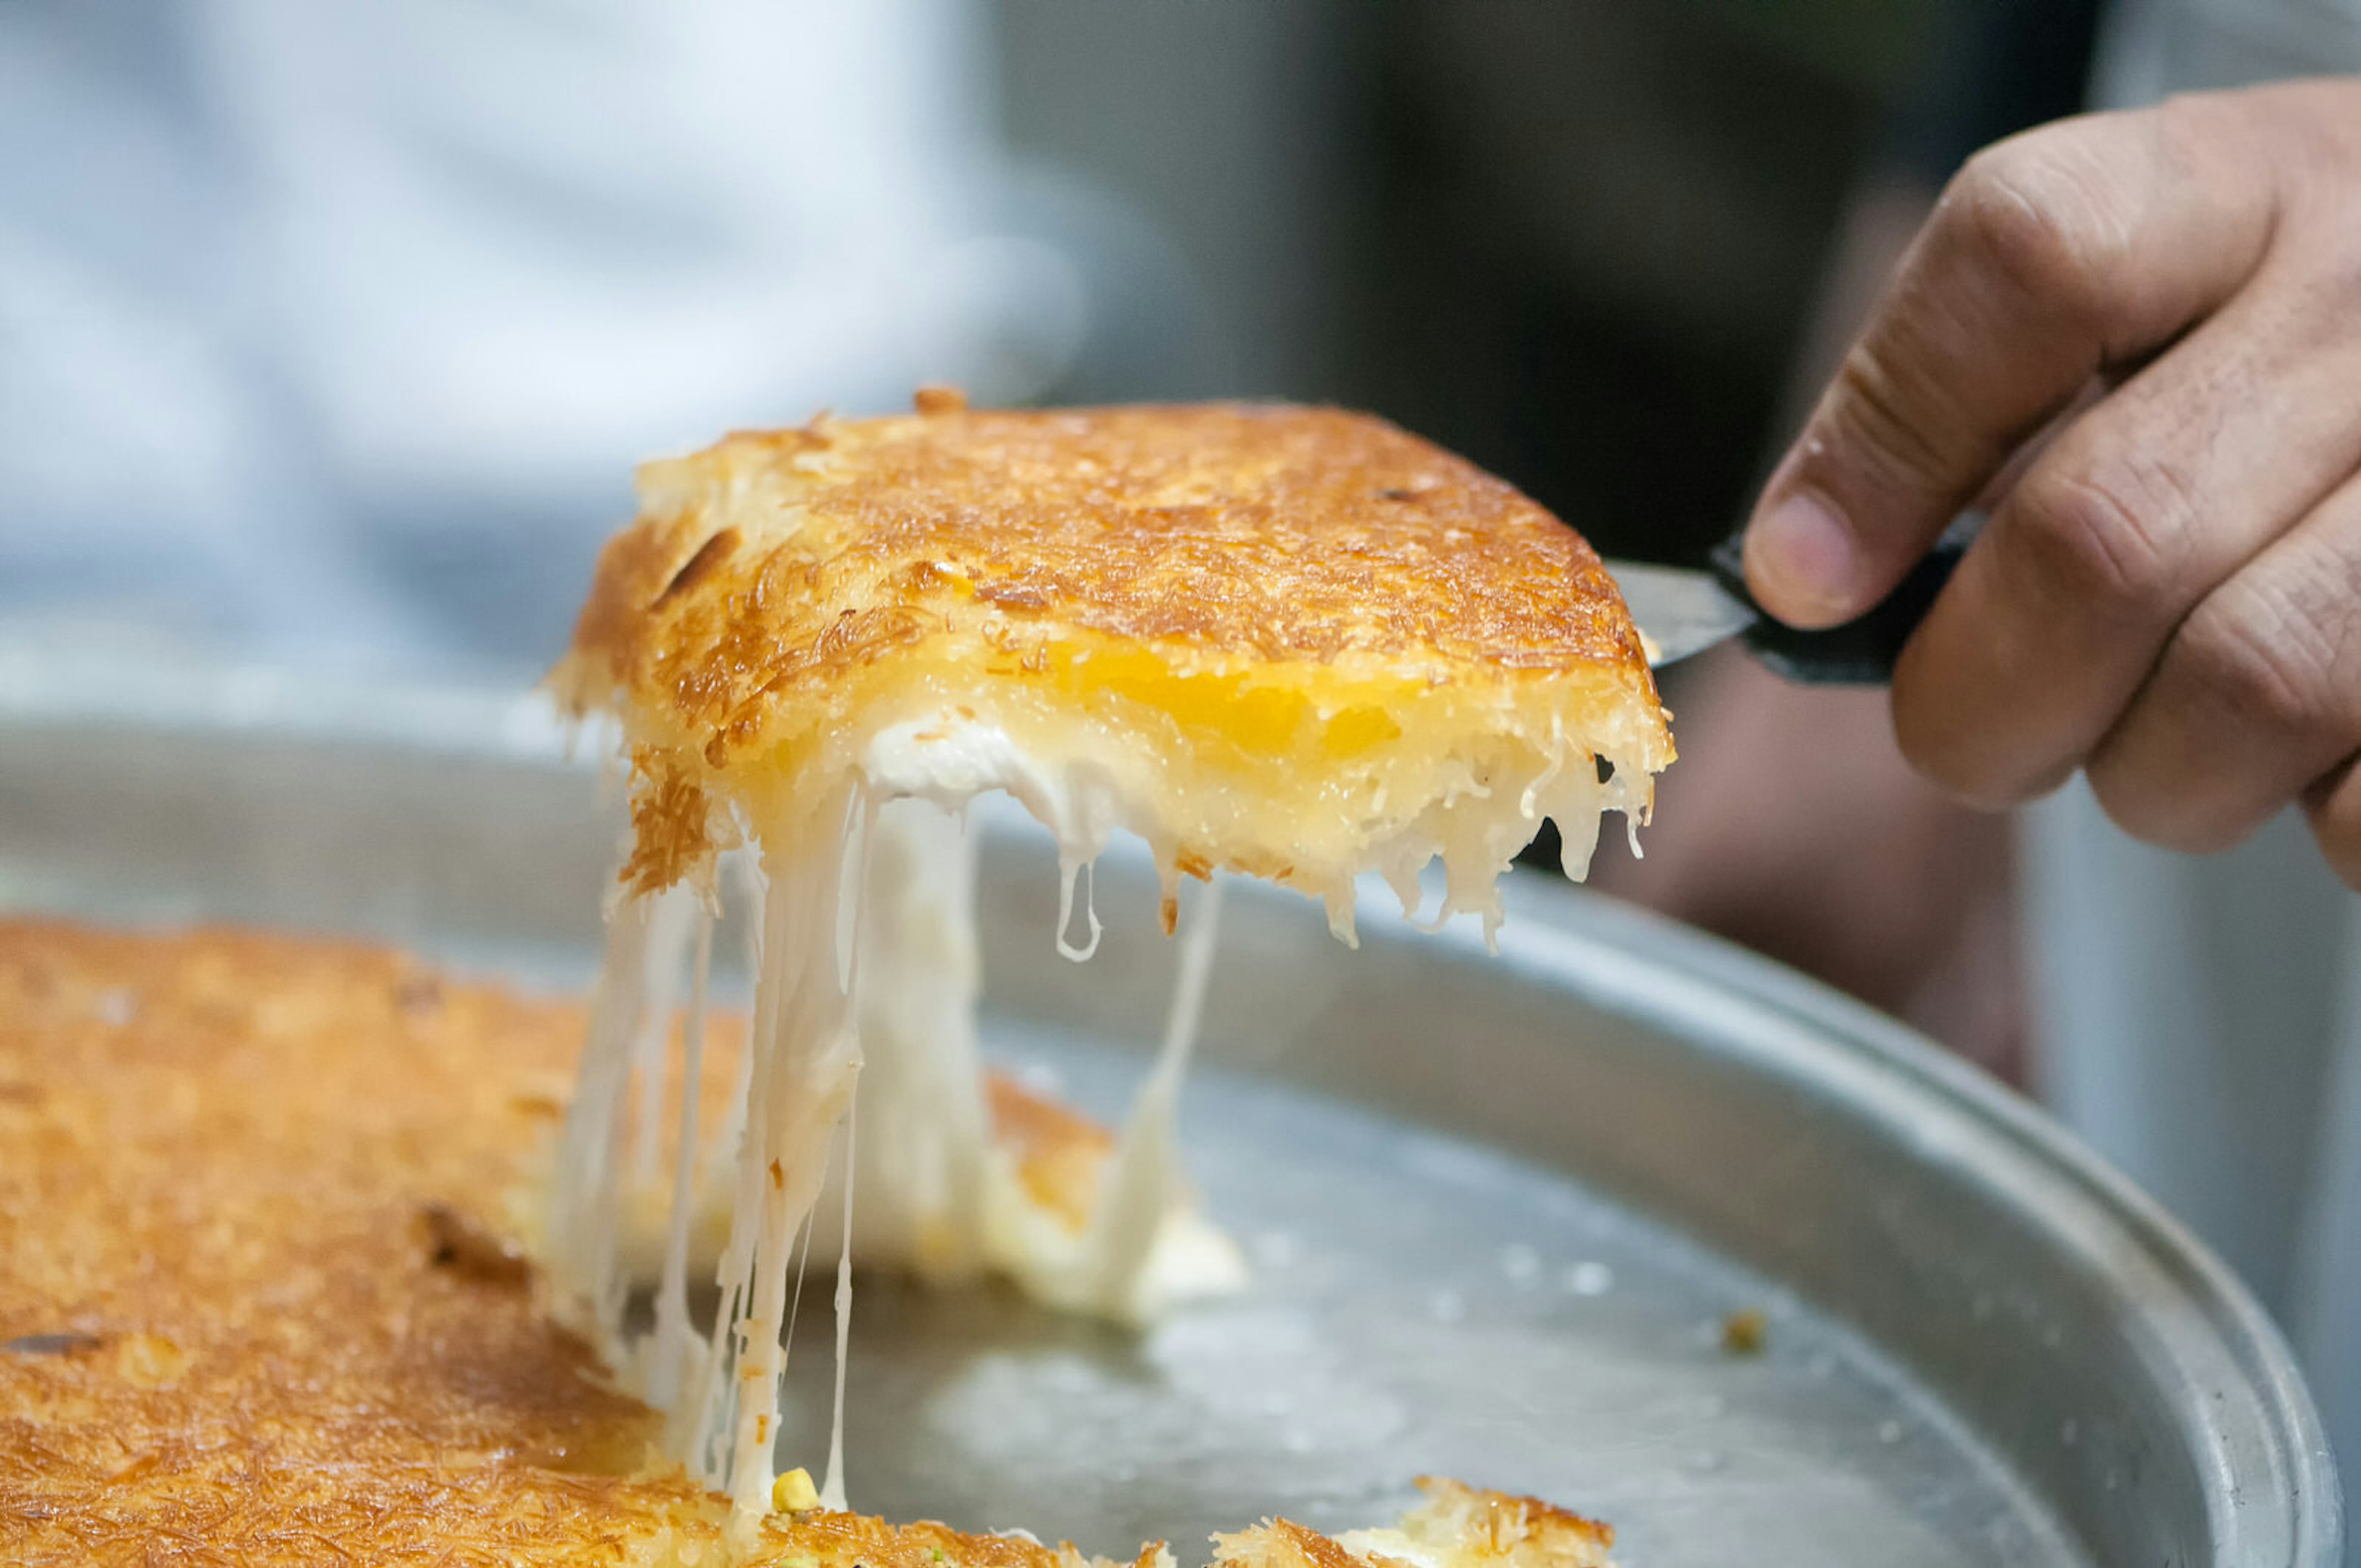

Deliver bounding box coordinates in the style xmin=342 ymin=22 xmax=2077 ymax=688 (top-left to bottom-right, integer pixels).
xmin=562 ymin=402 xmax=1655 ymax=752
xmin=553 ymin=401 xmax=1671 ymax=926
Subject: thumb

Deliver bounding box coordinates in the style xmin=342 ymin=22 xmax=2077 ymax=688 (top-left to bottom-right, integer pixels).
xmin=1744 ymin=103 xmax=2272 ymax=628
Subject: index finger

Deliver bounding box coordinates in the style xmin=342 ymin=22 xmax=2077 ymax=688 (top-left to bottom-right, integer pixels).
xmin=1741 ymin=95 xmax=2279 ymax=629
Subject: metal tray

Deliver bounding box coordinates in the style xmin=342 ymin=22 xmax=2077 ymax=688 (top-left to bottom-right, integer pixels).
xmin=0 ymin=652 xmax=2339 ymax=1568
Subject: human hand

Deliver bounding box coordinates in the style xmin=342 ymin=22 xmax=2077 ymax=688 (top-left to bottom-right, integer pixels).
xmin=1740 ymin=79 xmax=2361 ymax=886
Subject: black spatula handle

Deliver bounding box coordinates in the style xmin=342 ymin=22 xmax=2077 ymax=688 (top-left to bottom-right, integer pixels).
xmin=1705 ymin=514 xmax=1983 ymax=686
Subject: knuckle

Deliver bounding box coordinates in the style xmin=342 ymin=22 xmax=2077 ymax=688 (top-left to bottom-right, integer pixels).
xmin=2172 ymin=577 xmax=2344 ymax=738
xmin=2005 ymin=458 xmax=2188 ymax=615
xmin=2236 ymin=80 xmax=2361 ymax=191
xmin=2149 ymin=89 xmax=2236 ymax=160
xmin=1820 ymin=338 xmax=1962 ymax=491
xmin=1943 ymin=133 xmax=2127 ymax=318
xmin=2278 ymin=196 xmax=2361 ymax=312
xmin=2090 ymin=568 xmax=2355 ymax=857
xmin=2317 ymin=237 xmax=2361 ymax=314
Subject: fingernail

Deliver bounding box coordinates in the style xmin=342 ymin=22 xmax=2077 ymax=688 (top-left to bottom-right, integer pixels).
xmin=1745 ymin=490 xmax=1858 ymax=626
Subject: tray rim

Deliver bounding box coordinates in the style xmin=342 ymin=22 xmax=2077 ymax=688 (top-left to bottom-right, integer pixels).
xmin=1481 ymin=889 xmax=2341 ymax=1567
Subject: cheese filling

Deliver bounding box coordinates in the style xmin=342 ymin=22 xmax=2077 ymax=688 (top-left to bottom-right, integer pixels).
xmin=547 ymin=724 xmax=1256 ymax=1523
xmin=549 ymin=701 xmax=1637 ymax=1524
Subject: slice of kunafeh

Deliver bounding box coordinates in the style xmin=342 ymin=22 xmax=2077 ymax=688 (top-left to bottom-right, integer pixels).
xmin=0 ymin=923 xmax=1618 ymax=1568
xmin=546 ymin=396 xmax=1674 ymax=1523
xmin=557 ymin=396 xmax=1669 ymax=934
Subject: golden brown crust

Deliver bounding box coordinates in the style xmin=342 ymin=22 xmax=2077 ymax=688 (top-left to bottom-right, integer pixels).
xmin=621 ymin=745 xmax=720 ymax=897
xmin=558 ymin=403 xmax=1659 ymax=766
xmin=1265 ymin=1519 xmax=1371 ymax=1568
xmin=1410 ymin=1478 xmax=1614 ymax=1554
xmin=0 ymin=920 xmax=721 ymax=1565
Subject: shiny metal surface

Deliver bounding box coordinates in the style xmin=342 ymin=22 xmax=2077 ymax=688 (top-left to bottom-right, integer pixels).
xmin=1604 ymin=559 xmax=1755 ymax=667
xmin=0 ymin=654 xmax=2338 ymax=1568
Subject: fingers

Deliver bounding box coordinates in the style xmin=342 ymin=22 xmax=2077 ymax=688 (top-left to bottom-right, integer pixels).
xmin=1889 ymin=230 xmax=2361 ymax=803
xmin=1742 ymin=93 xmax=2280 ymax=628
xmin=1744 ymin=79 xmax=2361 ymax=890
xmin=2081 ymin=472 xmax=2361 ymax=853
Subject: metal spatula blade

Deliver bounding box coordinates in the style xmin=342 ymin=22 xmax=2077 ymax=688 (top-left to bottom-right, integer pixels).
xmin=1605 ymin=519 xmax=1979 ymax=685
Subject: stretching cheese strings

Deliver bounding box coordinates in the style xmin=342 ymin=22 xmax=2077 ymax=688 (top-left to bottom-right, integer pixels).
xmin=551 ymin=791 xmax=1248 ymax=1521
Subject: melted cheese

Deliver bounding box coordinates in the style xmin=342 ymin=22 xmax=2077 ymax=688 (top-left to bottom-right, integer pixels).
xmin=989 ymin=873 xmax=1237 ymax=1324
xmin=724 ymin=792 xmax=866 ymax=1516
xmin=818 ymin=1089 xmax=856 ymax=1514
xmin=638 ymin=908 xmax=710 ymax=1416
xmin=837 ymin=798 xmax=992 ymax=1282
xmin=550 ymin=735 xmax=1251 ymax=1523
xmin=550 ymin=699 xmax=1623 ymax=1521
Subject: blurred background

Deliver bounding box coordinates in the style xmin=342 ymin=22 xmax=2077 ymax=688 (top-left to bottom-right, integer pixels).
xmin=0 ymin=0 xmax=2060 ymax=1071
xmin=5 ymin=0 xmax=2358 ymax=1528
